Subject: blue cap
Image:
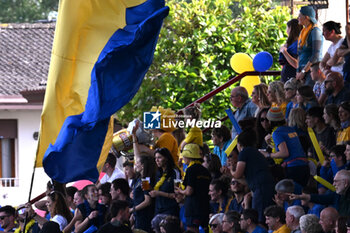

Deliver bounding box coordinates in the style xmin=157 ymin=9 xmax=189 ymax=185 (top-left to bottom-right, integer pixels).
xmin=300 ymin=6 xmax=317 ymax=24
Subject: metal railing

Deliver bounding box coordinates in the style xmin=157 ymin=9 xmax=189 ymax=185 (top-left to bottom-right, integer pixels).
xmin=0 ymin=178 xmax=19 ymax=187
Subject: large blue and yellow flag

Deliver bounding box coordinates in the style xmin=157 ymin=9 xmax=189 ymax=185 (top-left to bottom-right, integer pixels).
xmin=36 ymin=0 xmax=169 ymax=183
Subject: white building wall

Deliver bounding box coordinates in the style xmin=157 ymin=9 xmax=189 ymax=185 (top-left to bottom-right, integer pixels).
xmin=0 ymin=109 xmax=50 ymax=206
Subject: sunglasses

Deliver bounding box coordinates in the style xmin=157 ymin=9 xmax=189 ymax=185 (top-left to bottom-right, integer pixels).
xmin=284 ymin=88 xmax=292 ymax=91
xmin=0 ymin=215 xmax=9 ymax=220
xmin=210 ymin=224 xmax=218 ymax=228
xmin=260 ymin=118 xmax=268 ymax=122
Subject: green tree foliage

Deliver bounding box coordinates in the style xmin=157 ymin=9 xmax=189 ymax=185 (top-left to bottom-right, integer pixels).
xmin=0 ymin=0 xmax=57 ymax=23
xmin=118 ymin=0 xmax=291 ymax=125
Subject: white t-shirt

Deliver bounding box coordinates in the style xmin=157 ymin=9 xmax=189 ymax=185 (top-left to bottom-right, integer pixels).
xmin=51 ymin=214 xmax=68 ymax=231
xmin=327 ymin=38 xmax=344 ymax=74
xmin=100 ymin=167 xmax=125 ymax=184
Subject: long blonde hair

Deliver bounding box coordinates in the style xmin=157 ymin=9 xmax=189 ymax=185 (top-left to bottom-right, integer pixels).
xmin=254 ymin=83 xmax=270 ymax=107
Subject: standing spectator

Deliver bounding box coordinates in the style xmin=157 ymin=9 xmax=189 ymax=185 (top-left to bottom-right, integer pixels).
xmin=96 ymin=200 xmax=132 ymax=233
xmin=268 ymin=81 xmax=288 ymax=115
xmin=324 ymin=72 xmax=350 ymax=105
xmin=296 ymin=6 xmax=323 ymax=87
xmin=337 ymin=101 xmax=350 ymax=144
xmin=150 ymin=148 xmax=179 ymax=217
xmin=230 ymin=86 xmax=257 ymax=138
xmin=175 ymin=144 xmax=211 ymax=233
xmin=240 ymin=209 xmax=268 ymax=233
xmin=0 ymin=206 xmax=16 ymax=232
xmin=320 ymin=21 xmax=344 ymax=76
xmin=209 ymin=213 xmax=225 ymax=233
xmin=336 ymin=22 xmax=350 ymax=84
xmin=319 ymin=207 xmax=339 ymax=233
xmin=264 ymin=205 xmax=291 ymax=233
xmin=222 ymin=211 xmax=241 ymax=233
xmin=233 ymin=128 xmax=275 ymax=222
xmin=251 ymin=84 xmax=270 ymax=117
xmin=97 ymin=153 xmax=125 ymax=188
xmin=284 ymin=78 xmax=301 ymax=119
xmin=286 ymin=206 xmax=304 ymax=233
xmin=299 ymin=214 xmax=323 ymax=233
xmin=123 ymin=160 xmax=136 ymax=187
xmin=310 ymin=63 xmax=327 ymax=106
xmin=296 ymin=85 xmax=319 ymax=111
xmin=279 ymin=19 xmax=303 ymax=82
xmin=180 ymin=103 xmax=203 ymax=150
xmin=212 ymin=126 xmax=232 ymax=166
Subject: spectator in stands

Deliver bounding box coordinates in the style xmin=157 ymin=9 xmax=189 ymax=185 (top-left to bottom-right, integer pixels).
xmin=335 ymin=216 xmax=348 ymax=233
xmin=286 ymin=206 xmax=304 ymax=233
xmin=203 ymin=153 xmax=222 ymax=179
xmin=233 ymin=128 xmax=274 ymax=222
xmin=240 ymin=209 xmax=267 ymax=233
xmin=279 ymin=19 xmax=303 ymax=83
xmin=0 ymin=206 xmax=16 ymax=232
xmin=284 ymin=78 xmax=301 ymax=119
xmin=296 ymin=6 xmax=323 ymax=87
xmin=320 ymin=21 xmax=344 ymax=76
xmin=320 ymin=145 xmax=346 ymax=187
xmin=212 ymin=125 xmax=232 ymax=166
xmin=73 ymin=190 xmax=84 ymax=208
xmin=311 ymin=63 xmax=327 ymax=105
xmin=337 ymin=101 xmax=350 ymax=144
xmin=209 ymin=213 xmax=224 ymax=233
xmin=123 ymin=160 xmax=136 ymax=187
xmin=251 ymin=83 xmax=270 ymax=117
xmin=230 ymin=86 xmax=257 ymax=138
xmin=268 ymin=81 xmax=288 ymax=115
xmin=110 ymin=178 xmax=132 ymax=206
xmin=263 ymin=107 xmax=309 ymax=187
xmin=74 ymin=185 xmax=107 ymax=233
xmin=98 ymin=183 xmax=112 ymax=206
xmin=324 ymin=72 xmax=350 ymax=105
xmin=306 ymin=106 xmax=336 ymax=158
xmin=222 ymin=211 xmax=241 ymax=233
xmin=323 ymin=104 xmax=341 ymax=132
xmin=299 ymin=214 xmax=323 ymax=233
xmin=131 ymin=155 xmax=155 ymax=232
xmin=274 ymin=179 xmax=302 ymax=211
xmin=15 ymin=205 xmax=40 ymax=233
xmin=175 ymin=143 xmax=211 ymax=233
xmin=66 ymin=186 xmax=78 ymax=211
xmin=228 ymin=177 xmax=250 ymax=214
xmin=96 ymin=200 xmax=132 ymax=233
xmin=159 ymin=215 xmax=182 ymax=233
xmin=256 ymin=108 xmax=271 ymax=149
xmin=180 ymin=103 xmax=203 ymax=151
xmin=150 ymin=148 xmax=179 ymax=217
xmin=319 ymin=207 xmax=339 ymax=233
xmin=301 ymin=187 xmax=324 ymax=218
xmin=288 ymin=108 xmax=310 ymax=153
xmin=264 ymin=205 xmax=290 ymax=233
xmin=40 ymin=221 xmax=62 ymax=233
xmin=296 ymin=85 xmax=319 ymax=110
xmin=345 ymin=141 xmax=350 ymax=169
xmin=336 ymin=22 xmax=350 ymax=84
xmin=97 ymin=153 xmax=125 ymax=188
xmin=209 ymin=179 xmax=231 ymax=214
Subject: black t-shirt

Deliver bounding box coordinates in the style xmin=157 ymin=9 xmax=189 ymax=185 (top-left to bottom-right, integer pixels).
xmin=183 ymin=163 xmax=211 ymax=218
xmin=97 ymin=221 xmax=133 ymax=233
xmin=342 ymin=38 xmax=350 ymax=73
xmin=238 ymin=147 xmax=274 ymax=191
xmin=77 ymin=200 xmax=107 ymax=229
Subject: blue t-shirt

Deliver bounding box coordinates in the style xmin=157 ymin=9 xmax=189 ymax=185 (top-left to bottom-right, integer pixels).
xmin=307 ymin=204 xmax=325 ymax=218
xmin=252 ymin=225 xmax=268 ymax=233
xmin=213 ymin=140 xmax=232 ymax=165
xmin=285 ymin=102 xmax=298 ymax=119
xmin=272 ymin=126 xmax=307 ymax=167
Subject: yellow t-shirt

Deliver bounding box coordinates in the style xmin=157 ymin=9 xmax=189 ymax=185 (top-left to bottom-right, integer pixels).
xmin=337 ymin=126 xmax=350 ymax=144
xmin=184 ymin=127 xmax=203 ymax=147
xmin=156 ymin=132 xmax=179 ymax=163
xmin=274 ymin=224 xmax=291 ymax=233
xmin=272 ymin=102 xmax=287 ymax=116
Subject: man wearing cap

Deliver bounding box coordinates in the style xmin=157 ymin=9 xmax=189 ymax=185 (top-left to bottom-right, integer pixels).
xmin=296 ymin=6 xmax=323 ymax=87
xmin=175 ymin=143 xmax=211 ymax=233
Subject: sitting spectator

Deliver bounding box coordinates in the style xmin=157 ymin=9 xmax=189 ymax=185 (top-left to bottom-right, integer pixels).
xmin=256 ymin=108 xmax=271 ymax=149
xmin=40 ymin=221 xmax=62 ymax=233
xmin=284 ymin=78 xmax=301 ymax=119
xmin=251 ymin=83 xmax=270 ymax=116
xmin=96 ymin=200 xmax=132 ymax=233
xmin=0 ymin=206 xmax=16 ymax=232
xmin=159 ymin=215 xmax=182 ymax=233
xmin=335 ymin=216 xmax=348 ymax=233
xmin=66 ymin=186 xmax=78 ymax=211
xmin=209 ymin=179 xmax=231 ymax=214
xmin=203 ymin=153 xmax=222 ymax=179
xmin=73 ymin=190 xmax=84 ymax=208
xmin=319 ymin=207 xmax=339 ymax=233
xmin=274 ymin=179 xmax=302 ymax=211
xmin=320 ymin=145 xmax=346 ymax=187
xmin=345 ymin=141 xmax=350 ymax=169
xmin=222 ymin=211 xmax=241 ymax=233
xmin=209 ymin=213 xmax=225 ymax=233
xmin=230 ymin=86 xmax=257 ymax=138
xmin=324 ymin=72 xmax=350 ymax=105
xmin=123 ymin=160 xmax=136 ymax=187
xmin=336 ymin=22 xmax=350 ymax=84
xmin=311 ymin=63 xmax=327 ymax=105
xmin=15 ymin=205 xmax=40 ymax=233
xmin=301 ymin=187 xmax=324 ymax=218
xmin=97 ymin=153 xmax=125 ymax=188
xmin=240 ymin=209 xmax=267 ymax=233
xmin=211 ymin=126 xmax=232 ymax=166
xmin=110 ymin=178 xmax=132 ymax=207
xmin=323 ymin=104 xmax=341 ymax=132
xmin=299 ymin=214 xmax=323 ymax=233
xmin=229 ymin=178 xmax=250 ymax=214
xmin=286 ymin=206 xmax=304 ymax=233
xmin=337 ymin=101 xmax=350 ymax=144
xmin=233 ymin=128 xmax=274 ymax=222
xmin=98 ymin=183 xmax=112 ymax=206
xmin=264 ymin=205 xmax=291 ymax=233
xmin=320 ymin=21 xmax=344 ymax=76
xmin=296 ymin=85 xmax=319 ymax=110
xmin=268 ymin=81 xmax=288 ymax=115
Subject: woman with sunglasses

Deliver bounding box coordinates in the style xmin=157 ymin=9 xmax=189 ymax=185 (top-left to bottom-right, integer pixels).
xmin=256 ymin=108 xmax=270 ymax=149
xmin=150 ymin=148 xmax=180 ymax=218
xmin=232 ymin=128 xmax=275 ymax=223
xmin=284 ymin=78 xmax=301 ymax=119
xmin=209 ymin=213 xmax=224 ymax=233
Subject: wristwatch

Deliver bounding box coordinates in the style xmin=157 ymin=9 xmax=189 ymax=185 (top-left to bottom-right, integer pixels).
xmin=301 ymin=69 xmax=306 ymax=74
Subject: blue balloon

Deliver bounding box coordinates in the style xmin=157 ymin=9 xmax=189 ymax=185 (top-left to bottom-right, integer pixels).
xmin=253 ymin=51 xmax=273 ymax=72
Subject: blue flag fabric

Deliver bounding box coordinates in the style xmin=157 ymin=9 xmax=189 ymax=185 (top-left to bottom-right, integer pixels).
xmin=43 ymin=0 xmax=169 ymax=183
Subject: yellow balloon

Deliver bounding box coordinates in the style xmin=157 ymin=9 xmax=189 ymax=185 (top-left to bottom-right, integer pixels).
xmin=230 ymin=53 xmax=254 ymax=73
xmin=240 ymin=75 xmax=260 ymax=96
